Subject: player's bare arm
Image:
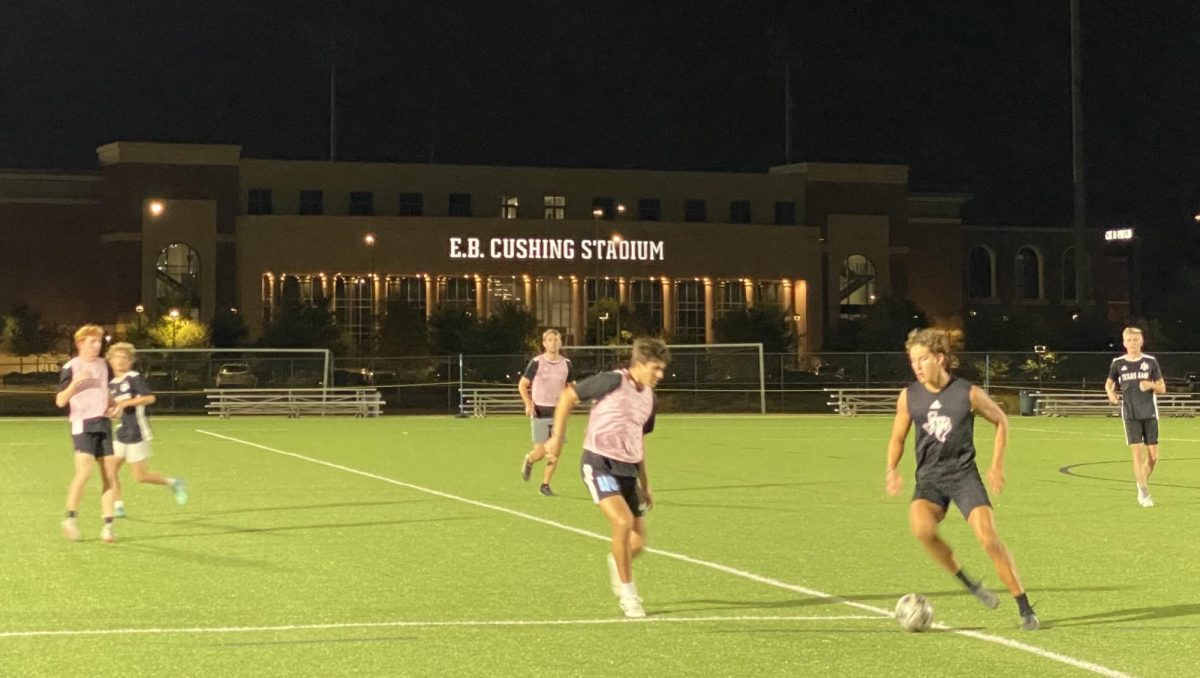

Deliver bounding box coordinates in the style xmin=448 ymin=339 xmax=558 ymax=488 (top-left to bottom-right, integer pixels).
xmin=543 ymin=385 xmax=579 ymax=459
xmin=970 ymin=385 xmax=1008 ymax=494
xmin=518 ymin=376 xmax=534 ymax=417
xmin=1139 ymin=378 xmax=1166 ymax=394
xmin=638 ymin=460 xmax=653 ymax=510
xmin=1104 ymin=377 xmax=1119 ymax=404
xmin=885 ymin=388 xmax=910 ymax=496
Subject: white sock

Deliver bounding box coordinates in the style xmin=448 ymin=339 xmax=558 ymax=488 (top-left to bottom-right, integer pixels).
xmin=1137 ymin=485 xmax=1149 ymax=498
xmin=166 ymin=477 xmax=177 ymax=487
xmin=620 ymin=582 xmax=638 ymax=598
xmin=114 ymin=500 xmax=124 ymax=508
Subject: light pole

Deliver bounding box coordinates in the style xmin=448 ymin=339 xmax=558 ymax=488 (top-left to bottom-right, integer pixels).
xmin=135 ymin=304 xmax=145 ymax=334
xmin=168 ymin=308 xmax=181 ymax=348
xmin=598 ymin=312 xmax=609 ymax=345
xmin=364 ymin=233 xmax=378 ymax=352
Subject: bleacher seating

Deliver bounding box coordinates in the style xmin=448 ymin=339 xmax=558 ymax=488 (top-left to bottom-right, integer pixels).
xmin=825 ymin=388 xmax=900 ymax=416
xmin=205 ymin=388 xmax=384 ymax=418
xmin=460 ymin=386 xmax=525 ymax=417
xmin=1032 ymin=392 xmax=1199 ymax=417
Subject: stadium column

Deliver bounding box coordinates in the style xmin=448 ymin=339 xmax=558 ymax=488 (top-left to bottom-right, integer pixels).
xmin=372 ymin=275 xmax=382 ymax=318
xmin=618 ymin=277 xmax=628 ymax=306
xmin=743 ymin=278 xmax=755 ymax=308
xmin=523 ymin=275 xmax=535 ymax=318
xmin=265 ymin=274 xmax=276 ymax=321
xmin=570 ymin=276 xmax=584 ymax=344
xmin=781 ymin=279 xmax=794 ymax=314
xmin=424 ymin=276 xmax=436 ymax=320
xmin=703 ymin=277 xmax=715 ymax=344
xmin=475 ymin=275 xmax=486 ymax=320
xmin=794 ymin=279 xmax=810 ymax=356
xmin=661 ymin=278 xmax=674 ymax=336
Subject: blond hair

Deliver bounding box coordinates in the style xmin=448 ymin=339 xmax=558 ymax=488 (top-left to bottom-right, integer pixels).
xmin=1122 ymin=326 xmax=1144 ymax=338
xmin=542 ymin=328 xmax=562 ymax=339
xmin=631 ymin=337 xmax=670 ymax=366
xmin=905 ymin=328 xmax=957 ymax=368
xmin=106 ymin=342 xmax=136 ymax=360
xmin=73 ymin=324 xmax=104 ymax=344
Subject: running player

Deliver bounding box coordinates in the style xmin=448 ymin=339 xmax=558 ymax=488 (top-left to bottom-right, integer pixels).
xmin=1105 ymin=326 xmax=1165 ymax=507
xmin=518 ymin=328 xmax=576 ymax=496
xmin=886 ymin=328 xmax=1039 ymax=631
xmin=56 ymin=324 xmax=119 ymax=543
xmin=544 ymin=337 xmax=669 ymax=619
xmin=107 ymin=342 xmax=188 ymax=517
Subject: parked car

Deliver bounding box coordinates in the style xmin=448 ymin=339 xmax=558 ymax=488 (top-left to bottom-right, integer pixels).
xmin=215 ymin=363 xmax=258 ymax=388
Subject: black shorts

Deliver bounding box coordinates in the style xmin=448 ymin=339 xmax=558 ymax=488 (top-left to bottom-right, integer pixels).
xmin=1123 ymin=418 xmax=1159 ymax=446
xmin=913 ymin=469 xmax=991 ymax=520
xmin=71 ymin=418 xmax=113 ymax=458
xmin=580 ymin=450 xmax=643 ymax=518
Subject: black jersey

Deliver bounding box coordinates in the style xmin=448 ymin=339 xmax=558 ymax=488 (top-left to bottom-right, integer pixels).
xmin=1107 ymin=355 xmax=1162 ymax=420
xmin=109 ymin=371 xmax=153 ymax=443
xmin=906 ymin=376 xmax=977 ymax=480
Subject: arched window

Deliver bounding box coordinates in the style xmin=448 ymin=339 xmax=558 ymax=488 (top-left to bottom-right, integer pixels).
xmin=967 ymin=245 xmax=995 ymax=299
xmin=155 ymin=243 xmax=201 ymax=315
xmin=1062 ymin=247 xmax=1082 ymax=302
xmin=839 ymin=254 xmax=877 ymax=313
xmin=1015 ymin=246 xmax=1043 ymax=300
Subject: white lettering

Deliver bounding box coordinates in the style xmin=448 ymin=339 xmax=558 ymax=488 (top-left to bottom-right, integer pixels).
xmin=490 ymin=238 xmax=502 ymax=258
xmin=580 ymin=240 xmax=593 ymax=260
xmin=649 ymin=241 xmax=663 ymax=260
xmin=449 ymin=237 xmax=464 ymax=258
xmin=449 ymin=237 xmax=661 ymax=261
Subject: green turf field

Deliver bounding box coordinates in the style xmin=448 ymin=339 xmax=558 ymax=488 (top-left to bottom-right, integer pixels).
xmin=0 ymin=414 xmax=1195 ymax=677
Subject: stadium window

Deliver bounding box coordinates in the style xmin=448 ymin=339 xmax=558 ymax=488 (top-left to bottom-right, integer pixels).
xmin=839 ymin=254 xmax=877 ymax=316
xmin=1015 ymin=246 xmax=1044 ymax=300
xmin=449 ymin=193 xmax=473 ymax=217
xmin=729 ymin=200 xmax=751 ymax=224
xmin=155 ymin=243 xmax=202 ymax=315
xmin=592 ymin=197 xmax=616 ymax=220
xmin=537 ymin=278 xmax=573 ymax=329
xmin=715 ymin=279 xmax=747 ymax=317
xmin=349 ymin=191 xmax=374 ymax=216
xmin=385 ymin=276 xmax=426 ymax=307
xmin=637 ymin=198 xmax=661 ymax=221
xmin=673 ymin=280 xmax=705 ymax=342
xmin=438 ymin=276 xmax=477 ymax=310
xmin=543 ymin=195 xmax=566 ymax=220
xmin=628 ymin=279 xmax=663 ymax=332
xmin=756 ymin=281 xmax=782 ymax=306
xmin=774 ymin=201 xmax=796 ymax=225
xmin=247 ymin=189 xmax=272 ymax=215
xmin=500 ymin=195 xmax=519 ymax=219
xmin=398 ymin=192 xmax=423 ymax=216
xmin=1062 ymin=247 xmax=1083 ymax=302
xmin=684 ymin=199 xmax=707 ymax=223
xmin=967 ymin=245 xmax=996 ymax=300
xmin=299 ymin=189 xmax=323 ymax=215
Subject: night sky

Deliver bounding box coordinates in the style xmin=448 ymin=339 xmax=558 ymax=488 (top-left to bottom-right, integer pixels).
xmin=3 ymin=1 xmax=1198 ymax=233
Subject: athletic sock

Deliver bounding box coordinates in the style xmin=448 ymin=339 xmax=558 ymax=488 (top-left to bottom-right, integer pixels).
xmin=104 ymin=517 xmax=114 ymax=525
xmin=1137 ymin=485 xmax=1149 ymax=498
xmin=1015 ymin=593 xmax=1034 ymax=616
xmin=620 ymin=582 xmax=638 ymax=598
xmin=66 ymin=511 xmax=77 ymax=519
xmin=954 ymin=569 xmax=978 ymax=590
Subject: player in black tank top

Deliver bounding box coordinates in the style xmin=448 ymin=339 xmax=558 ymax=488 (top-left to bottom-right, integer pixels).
xmin=885 ymin=328 xmax=1039 ymax=631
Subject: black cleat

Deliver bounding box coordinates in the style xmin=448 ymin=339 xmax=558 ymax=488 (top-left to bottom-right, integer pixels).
xmin=539 ymin=484 xmax=555 ymax=497
xmin=521 ymin=456 xmax=533 ymax=482
xmin=1020 ymin=611 xmax=1041 ymax=631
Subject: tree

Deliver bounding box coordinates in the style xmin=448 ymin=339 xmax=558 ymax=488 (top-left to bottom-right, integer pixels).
xmin=713 ymin=304 xmax=795 ymax=353
xmin=428 ymin=306 xmax=479 ymax=355
xmin=479 ymin=301 xmax=538 ymax=354
xmin=147 ymin=314 xmax=209 ymax=348
xmin=829 ymin=295 xmax=929 ymax=351
xmin=7 ymin=303 xmax=54 ymax=359
xmin=377 ymin=301 xmax=430 ymax=355
xmin=258 ymin=301 xmax=347 ymax=353
xmin=210 ymin=308 xmax=250 ymax=348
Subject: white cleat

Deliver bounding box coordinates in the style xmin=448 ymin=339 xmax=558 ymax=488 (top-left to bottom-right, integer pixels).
xmin=606 ymin=554 xmax=622 ymax=597
xmin=100 ymin=524 xmax=116 ymax=544
xmin=61 ymin=519 xmax=80 ymax=542
xmin=619 ymin=596 xmax=646 ymax=619
xmin=1138 ymin=494 xmax=1155 ymax=508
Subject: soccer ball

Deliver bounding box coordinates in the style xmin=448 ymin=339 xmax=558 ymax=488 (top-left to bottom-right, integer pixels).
xmin=894 ymin=593 xmax=934 ymax=632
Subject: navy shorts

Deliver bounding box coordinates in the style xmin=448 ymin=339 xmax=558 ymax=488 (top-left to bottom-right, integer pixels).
xmin=913 ymin=469 xmax=991 ymax=520
xmin=1123 ymin=418 xmax=1159 ymax=446
xmin=71 ymin=418 xmax=113 ymax=458
xmin=580 ymin=450 xmax=643 ymax=518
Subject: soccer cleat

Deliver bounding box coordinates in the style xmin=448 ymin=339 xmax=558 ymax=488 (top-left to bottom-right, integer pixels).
xmin=539 ymin=484 xmax=555 ymax=497
xmin=171 ymin=478 xmax=189 ymax=506
xmin=969 ymin=583 xmax=1000 ymax=609
xmin=1138 ymin=494 xmax=1154 ymax=508
xmin=100 ymin=524 xmax=116 ymax=544
xmin=61 ymin=519 xmax=80 ymax=542
xmin=1020 ymin=611 xmax=1041 ymax=631
xmin=521 ymin=456 xmax=533 ymax=482
xmin=619 ymin=595 xmax=646 ymax=619
xmin=606 ymin=553 xmax=622 ymax=597
xmin=114 ymin=504 xmax=126 ymax=519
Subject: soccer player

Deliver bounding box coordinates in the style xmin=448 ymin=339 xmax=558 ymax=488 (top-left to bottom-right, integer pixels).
xmin=1105 ymin=326 xmax=1165 ymax=507
xmin=886 ymin=328 xmax=1039 ymax=631
xmin=518 ymin=328 xmax=576 ymax=496
xmin=107 ymin=342 xmax=188 ymax=517
xmin=544 ymin=337 xmax=669 ymax=619
xmin=56 ymin=325 xmax=119 ymax=543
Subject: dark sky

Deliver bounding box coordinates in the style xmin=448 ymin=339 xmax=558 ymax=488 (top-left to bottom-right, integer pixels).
xmin=3 ymin=0 xmax=1199 ymax=230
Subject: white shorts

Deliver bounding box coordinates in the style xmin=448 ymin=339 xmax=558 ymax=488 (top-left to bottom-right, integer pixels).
xmin=114 ymin=440 xmax=152 ymax=464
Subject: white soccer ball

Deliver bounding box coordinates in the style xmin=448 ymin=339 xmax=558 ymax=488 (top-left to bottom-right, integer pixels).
xmin=895 ymin=593 xmax=934 ymax=632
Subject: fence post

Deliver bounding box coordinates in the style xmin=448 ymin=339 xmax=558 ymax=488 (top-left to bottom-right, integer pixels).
xmin=865 ymin=353 xmax=871 ymax=386
xmin=985 ymin=353 xmax=991 ymax=391
xmin=455 ymin=353 xmax=468 ymax=418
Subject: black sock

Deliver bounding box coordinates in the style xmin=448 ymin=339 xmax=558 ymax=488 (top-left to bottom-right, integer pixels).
xmin=66 ymin=510 xmax=76 ymax=519
xmin=954 ymin=569 xmax=977 ymax=590
xmin=1015 ymin=593 xmax=1033 ymax=616
xmin=104 ymin=517 xmax=114 ymax=525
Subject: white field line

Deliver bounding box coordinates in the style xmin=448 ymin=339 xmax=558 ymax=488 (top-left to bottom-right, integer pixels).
xmin=0 ymin=615 xmax=881 ymax=640
xmin=190 ymin=429 xmax=1132 ymax=678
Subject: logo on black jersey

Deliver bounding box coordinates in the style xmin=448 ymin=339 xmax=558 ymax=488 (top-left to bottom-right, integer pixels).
xmin=922 ymin=410 xmax=952 ymax=443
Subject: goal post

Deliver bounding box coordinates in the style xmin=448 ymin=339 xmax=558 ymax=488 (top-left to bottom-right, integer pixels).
xmin=561 ymin=343 xmax=766 ymax=414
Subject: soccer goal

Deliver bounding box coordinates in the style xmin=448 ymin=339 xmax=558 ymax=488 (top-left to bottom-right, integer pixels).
xmin=562 ymin=343 xmax=766 ymax=414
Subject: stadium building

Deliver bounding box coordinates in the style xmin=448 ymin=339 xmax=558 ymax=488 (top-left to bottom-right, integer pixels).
xmin=0 ymin=142 xmax=1129 ymax=350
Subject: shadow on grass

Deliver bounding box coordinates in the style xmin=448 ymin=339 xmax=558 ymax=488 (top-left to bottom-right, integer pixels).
xmin=1058 ymin=457 xmax=1200 ymax=491
xmin=1046 ymin=602 xmax=1200 ymax=628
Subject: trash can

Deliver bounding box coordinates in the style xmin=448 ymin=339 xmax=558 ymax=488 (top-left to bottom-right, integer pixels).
xmin=1019 ymin=390 xmax=1036 ymax=416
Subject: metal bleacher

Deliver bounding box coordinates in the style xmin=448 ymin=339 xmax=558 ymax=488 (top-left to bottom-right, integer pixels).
xmin=205 ymin=388 xmax=384 ymax=418
xmin=460 ymin=386 xmax=525 ymax=417
xmin=1032 ymin=392 xmax=1199 ymax=417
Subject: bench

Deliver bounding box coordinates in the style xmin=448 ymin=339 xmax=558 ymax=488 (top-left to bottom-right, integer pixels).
xmin=205 ymin=388 xmax=384 ymax=418
xmin=1032 ymin=392 xmax=1199 ymax=418
xmin=460 ymin=386 xmax=525 ymax=418
xmin=825 ymin=388 xmax=900 ymax=416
